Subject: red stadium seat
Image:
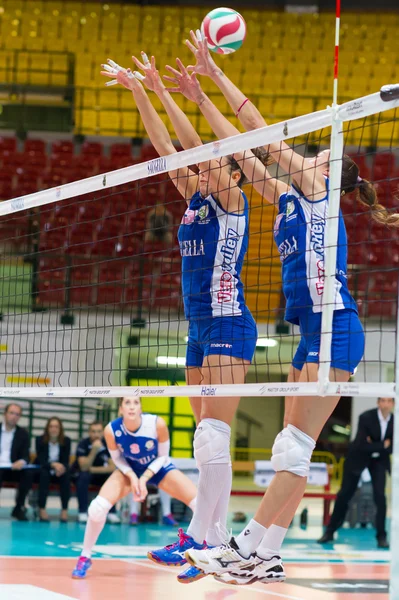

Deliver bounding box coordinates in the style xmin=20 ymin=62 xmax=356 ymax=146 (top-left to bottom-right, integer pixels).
xmin=81 ymin=141 xmax=103 ymax=157
xmin=41 ymin=173 xmax=64 ymax=189
xmin=69 ymin=285 xmax=94 ymax=306
xmin=0 ymin=137 xmax=17 ymax=153
xmin=25 ymin=139 xmax=46 ymax=154
xmin=0 ymin=183 xmax=13 ymax=200
xmin=51 ymin=140 xmax=74 ymax=156
xmin=95 ymin=157 xmax=112 ymax=174
xmin=373 ymin=152 xmax=396 ymax=171
xmin=140 ymin=145 xmax=159 ymax=161
xmin=97 ymin=284 xmax=124 ymax=305
xmin=110 ymin=143 xmax=132 ymax=160
xmin=2 ymin=152 xmax=25 ymax=168
xmin=70 ymin=265 xmax=96 ymax=284
xmin=90 ymin=239 xmax=117 ymax=257
xmin=98 ymin=260 xmax=130 ymax=283
xmin=38 ymin=279 xmax=66 ymax=305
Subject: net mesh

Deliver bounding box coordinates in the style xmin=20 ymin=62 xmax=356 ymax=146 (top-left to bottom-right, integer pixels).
xmin=0 ymin=90 xmax=398 ymax=396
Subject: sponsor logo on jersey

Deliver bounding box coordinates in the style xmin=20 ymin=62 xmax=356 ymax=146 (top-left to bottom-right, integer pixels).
xmin=278 ymin=236 xmax=298 ymax=261
xmin=181 ymin=209 xmax=197 ymax=225
xmin=197 ymin=203 xmax=210 ymax=223
xmin=179 ymin=239 xmax=205 ymax=257
xmin=145 ymin=440 xmax=155 ymax=450
xmin=130 ymin=443 xmax=140 ymax=454
xmin=310 ymin=215 xmax=325 ymax=260
xmin=210 ymin=343 xmax=233 ymax=349
xmin=115 ymin=430 xmax=122 ymax=437
xmin=310 ymin=215 xmax=326 ymax=294
xmin=217 ymin=228 xmax=240 ymax=304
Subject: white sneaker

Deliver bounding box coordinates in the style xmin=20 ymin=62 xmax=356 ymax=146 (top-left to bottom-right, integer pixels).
xmin=107 ymin=513 xmax=121 ymax=524
xmin=78 ymin=513 xmax=88 ymax=523
xmin=185 ymin=537 xmax=253 ymax=577
xmin=214 ymin=553 xmax=286 ymax=586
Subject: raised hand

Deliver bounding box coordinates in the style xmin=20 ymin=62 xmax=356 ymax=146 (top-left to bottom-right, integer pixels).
xmin=100 ymin=58 xmax=142 ymax=92
xmin=131 ymin=52 xmax=165 ymax=95
xmin=185 ymin=29 xmax=219 ymax=77
xmin=164 ymin=58 xmax=203 ymax=103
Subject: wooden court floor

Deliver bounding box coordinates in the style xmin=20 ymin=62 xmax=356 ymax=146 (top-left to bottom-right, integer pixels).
xmin=0 ymin=558 xmax=390 ymax=599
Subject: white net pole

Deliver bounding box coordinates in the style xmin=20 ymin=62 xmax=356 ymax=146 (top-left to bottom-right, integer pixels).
xmin=318 ymin=109 xmax=344 ymax=392
xmin=390 ymin=295 xmax=399 ymax=599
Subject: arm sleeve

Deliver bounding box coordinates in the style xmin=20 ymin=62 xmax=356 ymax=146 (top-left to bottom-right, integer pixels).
xmin=144 ymin=440 xmax=171 ymax=476
xmin=158 ymin=440 xmax=170 ymax=457
xmin=109 ymin=448 xmax=133 ymax=475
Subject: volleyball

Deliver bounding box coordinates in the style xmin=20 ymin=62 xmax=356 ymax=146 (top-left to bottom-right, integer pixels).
xmin=201 ymin=7 xmax=247 ymax=55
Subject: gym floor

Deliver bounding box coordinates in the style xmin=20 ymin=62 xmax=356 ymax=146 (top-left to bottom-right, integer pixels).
xmin=0 ymin=495 xmax=390 ymax=600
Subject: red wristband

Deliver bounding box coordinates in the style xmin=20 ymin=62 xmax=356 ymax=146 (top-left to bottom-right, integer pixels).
xmin=236 ymin=98 xmax=249 ymax=117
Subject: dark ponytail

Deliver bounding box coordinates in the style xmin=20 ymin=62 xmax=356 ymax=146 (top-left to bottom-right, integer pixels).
xmin=341 ymin=155 xmax=399 ymax=228
xmin=356 ymin=179 xmax=399 ymax=227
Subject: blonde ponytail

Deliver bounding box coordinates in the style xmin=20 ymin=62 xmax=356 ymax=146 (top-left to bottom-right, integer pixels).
xmin=356 ymin=179 xmax=399 ymax=228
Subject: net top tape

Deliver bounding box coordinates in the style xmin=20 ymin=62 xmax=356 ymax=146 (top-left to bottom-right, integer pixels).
xmin=0 ymin=381 xmax=395 ymax=399
xmin=0 ymin=88 xmax=398 ymax=219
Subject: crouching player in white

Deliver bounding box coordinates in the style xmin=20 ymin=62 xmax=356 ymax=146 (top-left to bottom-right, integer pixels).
xmin=72 ymin=396 xmax=197 ymax=579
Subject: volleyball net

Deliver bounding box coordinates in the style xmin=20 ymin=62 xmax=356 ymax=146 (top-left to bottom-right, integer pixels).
xmin=0 ymin=85 xmax=398 ymax=400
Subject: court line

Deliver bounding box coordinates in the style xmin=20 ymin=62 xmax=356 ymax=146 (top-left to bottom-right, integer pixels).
xmin=122 ymin=559 xmax=180 ymax=574
xmin=122 ymin=559 xmax=306 ymax=600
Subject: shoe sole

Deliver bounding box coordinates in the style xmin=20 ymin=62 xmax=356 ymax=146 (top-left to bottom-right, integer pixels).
xmin=147 ymin=552 xmax=186 ymax=567
xmin=215 ymin=574 xmax=286 ymax=586
xmin=177 ymin=572 xmax=208 ymax=584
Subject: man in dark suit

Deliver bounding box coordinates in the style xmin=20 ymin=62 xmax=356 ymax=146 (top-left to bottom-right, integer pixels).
xmin=318 ymin=397 xmax=394 ymax=548
xmin=0 ymin=403 xmax=34 ymax=520
xmin=73 ymin=421 xmax=117 ymax=523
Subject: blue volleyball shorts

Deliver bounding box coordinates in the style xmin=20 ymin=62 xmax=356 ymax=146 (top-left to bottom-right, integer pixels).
xmin=131 ymin=462 xmax=176 ymax=486
xmin=292 ymin=308 xmax=365 ymax=374
xmin=186 ymin=312 xmax=258 ymax=368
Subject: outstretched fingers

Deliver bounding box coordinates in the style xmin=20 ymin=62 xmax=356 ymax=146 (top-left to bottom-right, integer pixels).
xmin=165 ymin=64 xmax=181 ymax=78
xmin=175 ymin=57 xmax=188 ymax=76
xmin=132 ymin=55 xmax=146 ymax=71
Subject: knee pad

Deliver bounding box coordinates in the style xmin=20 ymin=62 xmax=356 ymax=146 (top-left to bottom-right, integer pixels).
xmin=88 ymin=496 xmax=113 ymax=522
xmin=194 ymin=418 xmax=231 ymax=467
xmin=271 ymin=424 xmax=316 ymax=478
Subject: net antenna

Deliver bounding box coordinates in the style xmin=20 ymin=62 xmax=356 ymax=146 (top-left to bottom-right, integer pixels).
xmin=318 ymin=0 xmax=343 ymax=392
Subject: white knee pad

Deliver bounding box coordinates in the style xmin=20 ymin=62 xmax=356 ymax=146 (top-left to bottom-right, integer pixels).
xmin=194 ymin=418 xmax=231 ymax=467
xmin=271 ymin=424 xmax=316 ymax=478
xmin=88 ymin=496 xmax=113 ymax=522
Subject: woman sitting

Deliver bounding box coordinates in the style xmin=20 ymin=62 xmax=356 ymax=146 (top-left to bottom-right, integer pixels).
xmin=36 ymin=417 xmax=71 ymax=522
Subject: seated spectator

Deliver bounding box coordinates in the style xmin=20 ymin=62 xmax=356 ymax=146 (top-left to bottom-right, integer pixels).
xmin=74 ymin=421 xmax=119 ymax=524
xmin=0 ymin=403 xmax=34 ymax=521
xmin=144 ymin=202 xmax=173 ymax=246
xmin=36 ymin=417 xmax=71 ymax=522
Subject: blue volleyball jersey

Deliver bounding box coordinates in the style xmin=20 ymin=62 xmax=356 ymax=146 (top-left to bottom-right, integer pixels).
xmin=109 ymin=414 xmax=170 ymax=476
xmin=178 ymin=191 xmax=249 ymax=319
xmin=273 ymin=177 xmax=357 ymax=325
